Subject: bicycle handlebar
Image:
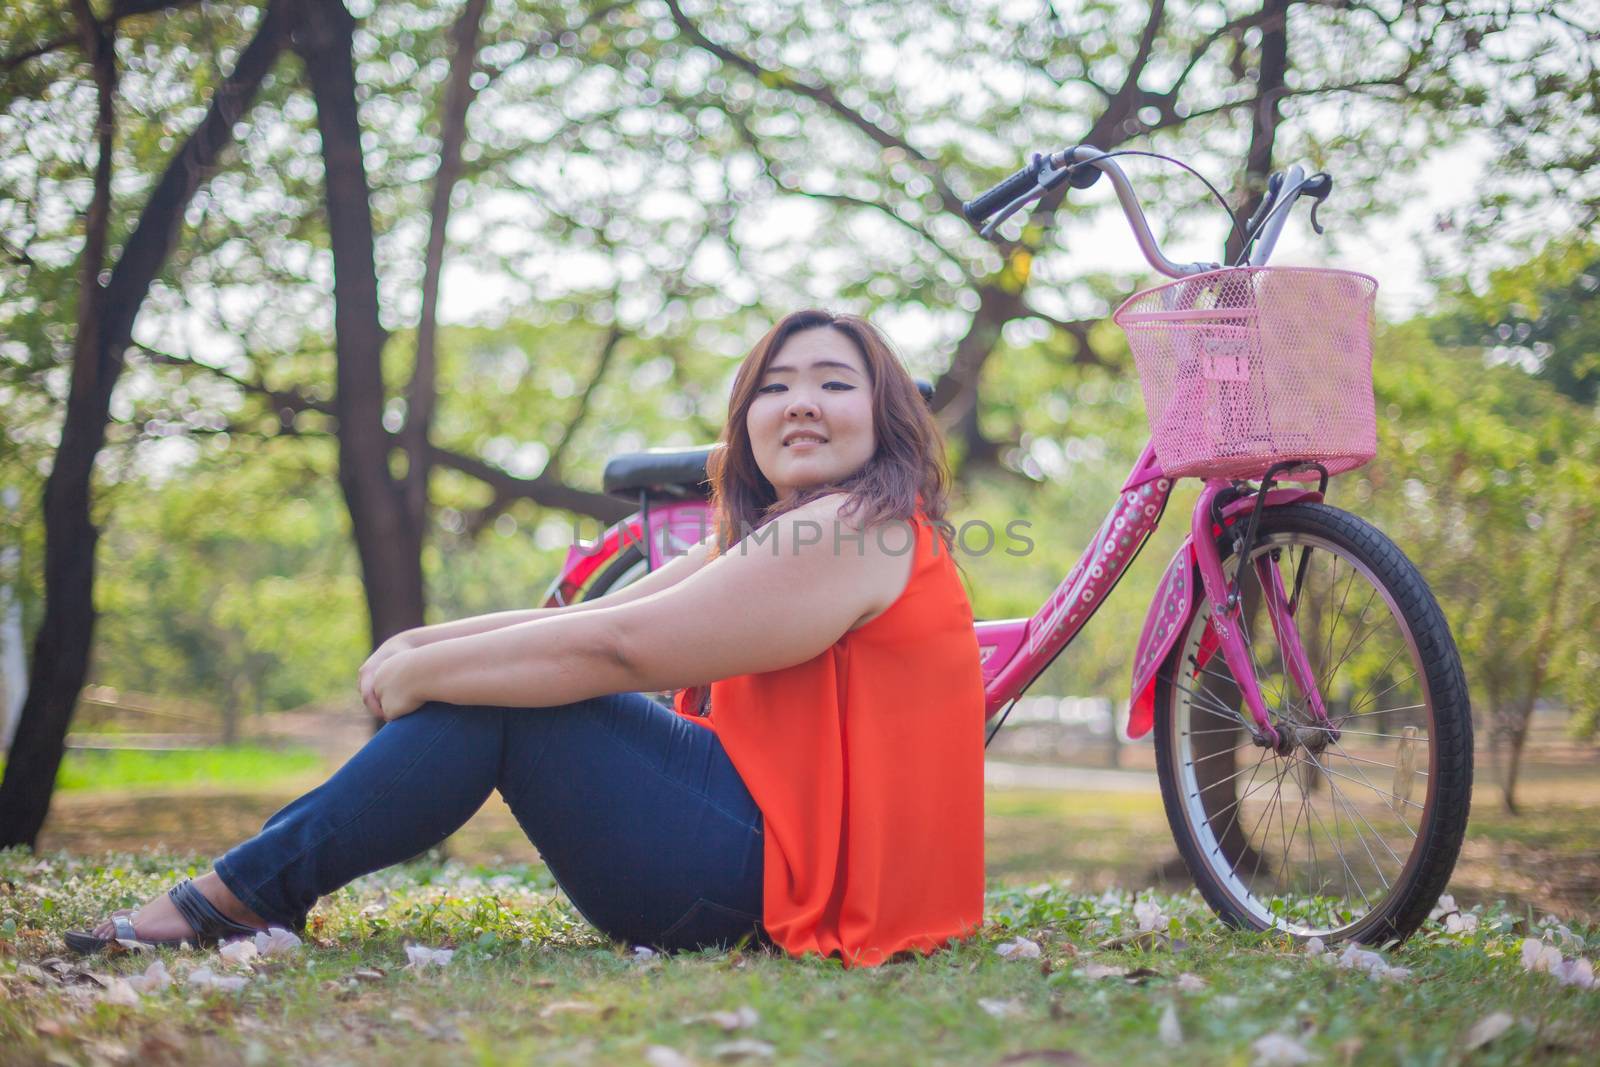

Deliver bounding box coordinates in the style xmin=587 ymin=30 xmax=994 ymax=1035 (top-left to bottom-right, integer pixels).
xmin=963 ymin=144 xmax=1333 ymax=279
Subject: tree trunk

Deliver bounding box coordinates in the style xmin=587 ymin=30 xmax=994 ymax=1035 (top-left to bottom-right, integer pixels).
xmin=290 ymin=0 xmax=425 ymax=648
xmin=0 ymin=3 xmax=288 ymax=848
xmin=1226 ymin=0 xmax=1289 ymax=264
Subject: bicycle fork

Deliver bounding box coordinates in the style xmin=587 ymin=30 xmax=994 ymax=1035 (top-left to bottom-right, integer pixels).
xmin=1190 ymin=481 xmax=1335 ymax=753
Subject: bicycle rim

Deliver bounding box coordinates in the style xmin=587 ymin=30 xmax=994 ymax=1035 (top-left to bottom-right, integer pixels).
xmin=1159 ymin=519 xmax=1453 ymax=940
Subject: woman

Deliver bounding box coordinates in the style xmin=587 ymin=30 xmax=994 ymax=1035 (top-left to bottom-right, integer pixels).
xmin=68 ymin=309 xmax=986 ymax=968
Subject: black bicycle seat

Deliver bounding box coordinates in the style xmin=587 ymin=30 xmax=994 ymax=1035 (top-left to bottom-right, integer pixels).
xmin=601 ymin=444 xmax=719 ymax=501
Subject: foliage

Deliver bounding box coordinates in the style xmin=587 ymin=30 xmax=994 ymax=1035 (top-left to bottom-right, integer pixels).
xmin=0 ymin=743 xmax=322 ymax=792
xmin=1353 ymin=316 xmax=1600 ymax=804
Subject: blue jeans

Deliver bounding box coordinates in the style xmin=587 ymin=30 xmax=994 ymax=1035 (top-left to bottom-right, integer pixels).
xmin=213 ymin=694 xmax=766 ymax=952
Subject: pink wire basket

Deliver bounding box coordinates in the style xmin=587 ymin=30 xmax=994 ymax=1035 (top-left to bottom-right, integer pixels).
xmin=1113 ymin=266 xmax=1379 ymax=481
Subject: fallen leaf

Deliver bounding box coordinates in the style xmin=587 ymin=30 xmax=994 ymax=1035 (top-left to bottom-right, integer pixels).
xmin=1462 ymin=1011 xmax=1515 ymax=1051
xmin=538 ymin=999 xmax=600 ymax=1018
xmin=710 ymin=1038 xmax=775 ymax=1061
xmin=996 ymin=937 xmax=1043 ymax=959
xmin=1158 ymin=1002 xmax=1183 ymax=1046
xmin=351 ymin=968 xmax=387 ymax=983
xmin=36 ymin=1018 xmax=67 ymax=1037
xmin=645 ymin=1047 xmax=697 ymax=1067
xmin=1251 ymin=1032 xmax=1313 ymax=1067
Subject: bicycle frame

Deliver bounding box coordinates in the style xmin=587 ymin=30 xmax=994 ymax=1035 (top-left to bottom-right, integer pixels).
xmin=542 ymin=440 xmax=1332 ymax=751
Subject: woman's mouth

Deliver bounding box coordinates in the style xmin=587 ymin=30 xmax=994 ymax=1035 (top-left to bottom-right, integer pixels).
xmin=783 ymin=432 xmax=828 ymax=447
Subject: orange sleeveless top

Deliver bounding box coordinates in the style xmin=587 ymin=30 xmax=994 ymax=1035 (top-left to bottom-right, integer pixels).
xmin=673 ymin=511 xmax=986 ymax=967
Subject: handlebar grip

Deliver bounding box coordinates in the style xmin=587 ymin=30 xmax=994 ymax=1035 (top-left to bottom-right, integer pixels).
xmin=962 ymin=156 xmax=1045 ymax=223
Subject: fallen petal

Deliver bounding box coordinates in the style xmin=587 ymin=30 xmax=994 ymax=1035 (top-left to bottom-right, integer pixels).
xmin=1157 ymin=1002 xmax=1183 ymax=1046
xmin=996 ymin=937 xmax=1042 ymax=959
xmin=186 ymin=967 xmax=248 ymax=993
xmin=128 ymin=960 xmax=172 ymax=994
xmin=538 ymin=999 xmax=600 ymax=1018
xmin=645 ymin=1047 xmax=697 ymax=1067
xmin=1133 ymin=900 xmax=1166 ymax=933
xmin=404 ymin=944 xmax=455 ymax=970
xmin=1175 ymin=973 xmax=1208 ymax=993
xmin=1251 ymin=1032 xmax=1313 ymax=1067
xmin=254 ymin=927 xmax=303 ymax=958
xmin=978 ymin=996 xmax=1027 ymax=1019
xmin=102 ymin=978 xmax=141 ymax=1007
xmin=218 ymin=940 xmax=259 ymax=968
xmin=711 ymin=1038 xmax=776 ymax=1061
xmin=1462 ymin=1011 xmax=1514 ymax=1051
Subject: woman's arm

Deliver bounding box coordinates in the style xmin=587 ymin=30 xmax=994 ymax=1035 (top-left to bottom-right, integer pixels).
xmin=372 ymin=495 xmax=913 ymax=717
xmin=410 ymin=537 xmax=713 ymax=644
xmin=357 ymin=537 xmax=713 ymax=717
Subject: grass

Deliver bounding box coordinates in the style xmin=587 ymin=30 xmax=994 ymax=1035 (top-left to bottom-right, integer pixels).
xmin=3 ymin=831 xmax=1600 ymax=1064
xmin=0 ymin=745 xmax=323 ymax=793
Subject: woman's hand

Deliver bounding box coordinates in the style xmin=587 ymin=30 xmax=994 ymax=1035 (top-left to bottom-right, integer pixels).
xmin=359 ymin=633 xmax=416 ymax=720
xmin=370 ymin=647 xmax=427 ymax=722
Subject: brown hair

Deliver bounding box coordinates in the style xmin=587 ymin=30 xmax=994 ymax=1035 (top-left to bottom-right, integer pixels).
xmin=706 ymin=308 xmax=952 ymax=550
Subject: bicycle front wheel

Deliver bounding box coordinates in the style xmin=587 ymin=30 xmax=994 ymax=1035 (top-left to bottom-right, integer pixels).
xmin=1153 ymin=502 xmax=1472 ymax=943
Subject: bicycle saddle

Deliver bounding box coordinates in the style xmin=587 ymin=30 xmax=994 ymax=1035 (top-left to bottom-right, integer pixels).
xmin=602 ymin=444 xmax=718 ymax=501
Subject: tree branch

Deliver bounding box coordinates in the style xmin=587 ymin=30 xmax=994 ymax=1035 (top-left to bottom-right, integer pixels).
xmin=404 ymin=0 xmax=487 ymax=524
xmin=663 ymin=0 xmax=969 ymax=222
xmin=3 ymin=0 xmax=204 ymax=72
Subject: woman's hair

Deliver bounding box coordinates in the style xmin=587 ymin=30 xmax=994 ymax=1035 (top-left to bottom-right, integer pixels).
xmin=706 ymin=308 xmax=951 ymax=550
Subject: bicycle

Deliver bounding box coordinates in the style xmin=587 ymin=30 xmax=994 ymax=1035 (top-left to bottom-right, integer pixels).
xmin=539 ymin=146 xmax=1472 ymax=945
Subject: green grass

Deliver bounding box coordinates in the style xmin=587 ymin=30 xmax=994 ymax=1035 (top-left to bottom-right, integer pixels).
xmin=0 ymin=744 xmax=324 ymax=793
xmin=2 ymin=850 xmax=1597 ymax=1066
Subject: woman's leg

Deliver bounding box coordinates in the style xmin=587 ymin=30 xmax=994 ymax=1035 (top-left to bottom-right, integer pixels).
xmin=212 ymin=702 xmax=512 ymax=929
xmin=490 ymin=692 xmax=765 ymax=952
xmin=89 ymin=695 xmax=762 ymax=953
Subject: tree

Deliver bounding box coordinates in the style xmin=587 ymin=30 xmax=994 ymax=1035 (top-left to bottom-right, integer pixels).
xmin=0 ymin=0 xmax=291 ymax=848
xmin=1359 ymin=315 xmax=1599 ymax=814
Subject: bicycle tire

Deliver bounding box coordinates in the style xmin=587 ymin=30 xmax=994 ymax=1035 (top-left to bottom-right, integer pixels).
xmin=1152 ymin=502 xmax=1472 ymax=944
xmin=583 ymin=543 xmax=650 ymax=602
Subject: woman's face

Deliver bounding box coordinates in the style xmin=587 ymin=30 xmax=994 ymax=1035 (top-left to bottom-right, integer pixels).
xmin=746 ymin=327 xmax=877 ymax=503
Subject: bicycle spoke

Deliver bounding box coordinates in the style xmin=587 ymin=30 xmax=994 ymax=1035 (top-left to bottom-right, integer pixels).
xmin=1299 ymin=760 xmax=1370 ymax=911
xmin=1305 ymin=749 xmax=1405 ymax=869
xmin=1317 ymin=762 xmax=1395 ymax=890
xmin=1326 ymin=737 xmax=1425 ymax=827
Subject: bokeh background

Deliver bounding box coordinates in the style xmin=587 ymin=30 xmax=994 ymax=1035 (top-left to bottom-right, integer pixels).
xmin=0 ymin=0 xmax=1595 ymax=916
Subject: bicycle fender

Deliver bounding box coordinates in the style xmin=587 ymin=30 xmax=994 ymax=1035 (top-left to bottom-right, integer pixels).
xmin=1126 ymin=488 xmax=1322 ymax=740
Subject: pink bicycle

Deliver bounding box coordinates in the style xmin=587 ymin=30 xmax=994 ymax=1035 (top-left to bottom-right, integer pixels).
xmin=542 ymin=147 xmax=1472 ymax=945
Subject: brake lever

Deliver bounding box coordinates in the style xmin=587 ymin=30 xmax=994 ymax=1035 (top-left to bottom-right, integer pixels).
xmin=977 ymin=159 xmax=1092 ymax=240
xmin=1303 ymin=172 xmax=1333 ymax=235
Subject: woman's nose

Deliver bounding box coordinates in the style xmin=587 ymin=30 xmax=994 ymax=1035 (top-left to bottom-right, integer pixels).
xmin=785 ymin=394 xmax=820 ymax=419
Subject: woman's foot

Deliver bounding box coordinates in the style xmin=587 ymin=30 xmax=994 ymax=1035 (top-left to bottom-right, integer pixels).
xmin=89 ymin=871 xmax=269 ymax=942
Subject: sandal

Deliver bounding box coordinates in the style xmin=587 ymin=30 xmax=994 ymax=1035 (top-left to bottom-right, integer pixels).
xmin=64 ymin=878 xmax=262 ymax=956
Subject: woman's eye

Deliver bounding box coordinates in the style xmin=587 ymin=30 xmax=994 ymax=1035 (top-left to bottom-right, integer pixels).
xmin=757 ymin=383 xmax=786 ymax=394
xmin=823 ymin=381 xmax=854 ymax=390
